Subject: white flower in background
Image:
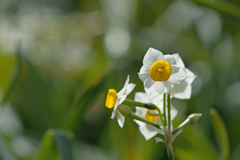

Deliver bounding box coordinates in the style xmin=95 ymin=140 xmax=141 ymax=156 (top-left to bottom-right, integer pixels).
xmin=171 ymin=53 xmax=196 ymax=99
xmin=138 ymin=48 xmax=186 ymax=99
xmin=134 ymin=92 xmax=178 ymax=140
xmin=105 ymin=75 xmax=136 ymax=128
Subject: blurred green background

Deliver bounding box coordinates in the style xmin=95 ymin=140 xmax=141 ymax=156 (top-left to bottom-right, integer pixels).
xmin=0 ymin=0 xmax=240 ymax=159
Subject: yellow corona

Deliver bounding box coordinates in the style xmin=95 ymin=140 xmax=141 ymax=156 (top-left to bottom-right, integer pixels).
xmin=149 ymin=60 xmax=172 ymax=81
xmin=105 ymin=89 xmax=117 ymax=109
xmin=146 ymin=110 xmax=159 ymax=121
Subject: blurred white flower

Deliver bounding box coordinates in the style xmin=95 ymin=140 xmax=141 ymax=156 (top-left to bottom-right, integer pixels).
xmin=105 ymin=75 xmax=136 ymax=128
xmin=138 ymin=48 xmax=186 ymax=99
xmin=171 ymin=53 xmax=196 ymax=99
xmin=134 ymin=92 xmax=178 ymax=140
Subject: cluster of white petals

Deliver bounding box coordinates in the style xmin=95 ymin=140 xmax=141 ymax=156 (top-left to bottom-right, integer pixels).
xmin=171 ymin=53 xmax=196 ymax=99
xmin=107 ymin=47 xmax=196 ymax=138
xmin=134 ymin=92 xmax=178 ymax=140
xmin=138 ymin=48 xmax=187 ymax=99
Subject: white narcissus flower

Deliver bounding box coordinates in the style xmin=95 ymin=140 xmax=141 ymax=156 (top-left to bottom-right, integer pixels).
xmin=134 ymin=92 xmax=178 ymax=140
xmin=171 ymin=53 xmax=196 ymax=99
xmin=138 ymin=48 xmax=186 ymax=99
xmin=105 ymin=75 xmax=136 ymax=128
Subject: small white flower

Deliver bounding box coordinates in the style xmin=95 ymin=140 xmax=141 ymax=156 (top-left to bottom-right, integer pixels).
xmin=134 ymin=92 xmax=178 ymax=140
xmin=171 ymin=53 xmax=196 ymax=99
xmin=105 ymin=75 xmax=136 ymax=128
xmin=138 ymin=48 xmax=186 ymax=99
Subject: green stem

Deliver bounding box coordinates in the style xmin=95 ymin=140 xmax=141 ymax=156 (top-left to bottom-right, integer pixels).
xmin=165 ymin=92 xmax=175 ymax=160
xmin=117 ymin=105 xmax=162 ymax=130
xmin=123 ymin=99 xmax=158 ymax=110
xmin=156 ymin=107 xmax=165 ymax=128
xmin=167 ymin=93 xmax=171 ymax=130
xmin=168 ymin=147 xmax=175 ymax=160
xmin=163 ymin=94 xmax=167 ymax=127
xmin=165 ymin=129 xmax=175 ymax=160
xmin=123 ymin=99 xmax=165 ymax=127
xmin=130 ymin=112 xmax=161 ymax=129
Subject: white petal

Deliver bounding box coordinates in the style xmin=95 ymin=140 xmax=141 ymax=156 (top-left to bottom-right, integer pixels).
xmin=171 ymin=81 xmax=192 ymax=99
xmin=163 ymin=104 xmax=178 ymax=121
xmin=163 ymin=54 xmax=176 ymax=65
xmin=143 ymin=48 xmax=164 ymax=68
xmin=117 ymin=111 xmax=125 ymax=128
xmin=111 ymin=101 xmax=119 ymax=119
xmin=139 ymin=124 xmax=159 ymax=140
xmin=170 ymin=105 xmax=178 ymax=120
xmin=138 ymin=66 xmax=149 ymax=82
xmin=152 ymin=94 xmax=164 ymax=102
xmin=162 ymin=81 xmax=173 ymax=92
xmin=134 ymin=119 xmax=145 ymax=126
xmin=152 ymin=96 xmax=164 ymax=112
xmin=117 ymin=75 xmax=130 ymax=96
xmin=126 ymin=83 xmax=136 ymax=95
xmin=173 ymin=53 xmax=185 ymax=68
xmin=134 ymin=92 xmax=151 ymax=103
xmin=138 ymin=73 xmax=149 ymax=83
xmin=168 ymin=66 xmax=186 ymax=85
xmin=155 ymin=137 xmax=164 ymax=143
xmin=144 ymin=78 xmax=160 ymax=99
xmin=118 ymin=95 xmax=127 ymax=105
xmin=185 ymin=68 xmax=196 ymax=84
xmin=154 ymin=81 xmax=167 ymax=95
xmin=135 ymin=107 xmax=148 ymax=117
xmin=139 ymin=65 xmax=149 ymax=74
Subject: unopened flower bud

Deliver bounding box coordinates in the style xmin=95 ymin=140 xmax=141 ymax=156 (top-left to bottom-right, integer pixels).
xmin=117 ymin=105 xmax=132 ymax=117
xmin=172 ymin=113 xmax=202 ymax=134
xmin=187 ymin=113 xmax=202 ymax=125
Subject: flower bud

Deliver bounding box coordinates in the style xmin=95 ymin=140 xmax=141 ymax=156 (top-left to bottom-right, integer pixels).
xmin=117 ymin=105 xmax=132 ymax=117
xmin=172 ymin=113 xmax=202 ymax=134
xmin=187 ymin=113 xmax=202 ymax=125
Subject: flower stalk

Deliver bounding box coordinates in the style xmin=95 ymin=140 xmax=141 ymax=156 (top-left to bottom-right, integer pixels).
xmin=105 ymin=48 xmax=201 ymax=160
xmin=164 ymin=92 xmax=175 ymax=160
xmin=122 ymin=99 xmax=165 ymax=127
xmin=167 ymin=93 xmax=171 ymax=131
xmin=117 ymin=105 xmax=162 ymax=129
xmin=163 ymin=93 xmax=167 ymax=127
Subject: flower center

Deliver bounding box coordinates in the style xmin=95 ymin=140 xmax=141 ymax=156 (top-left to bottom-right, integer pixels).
xmin=146 ymin=110 xmax=159 ymax=121
xmin=149 ymin=60 xmax=172 ymax=81
xmin=105 ymin=89 xmax=117 ymax=109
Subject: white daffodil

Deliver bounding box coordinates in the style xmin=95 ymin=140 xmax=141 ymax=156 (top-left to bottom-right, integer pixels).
xmin=138 ymin=48 xmax=186 ymax=99
xmin=105 ymin=75 xmax=136 ymax=128
xmin=134 ymin=92 xmax=178 ymax=140
xmin=170 ymin=53 xmax=196 ymax=99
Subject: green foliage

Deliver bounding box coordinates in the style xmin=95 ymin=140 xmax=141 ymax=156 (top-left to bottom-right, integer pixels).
xmin=0 ymin=135 xmax=18 ymax=160
xmin=34 ymin=129 xmax=73 ymax=160
xmin=175 ymin=127 xmax=218 ymax=160
xmin=210 ymin=108 xmax=230 ymax=160
xmin=188 ymin=0 xmax=240 ymax=21
xmin=0 ymin=0 xmax=240 ymax=159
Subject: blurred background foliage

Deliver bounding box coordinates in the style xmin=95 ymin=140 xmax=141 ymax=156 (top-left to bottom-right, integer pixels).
xmin=0 ymin=0 xmax=240 ymax=159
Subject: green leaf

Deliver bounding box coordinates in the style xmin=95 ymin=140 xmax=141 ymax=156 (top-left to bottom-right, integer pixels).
xmin=174 ymin=127 xmax=218 ymax=160
xmin=187 ymin=0 xmax=240 ymax=22
xmin=210 ymin=108 xmax=230 ymax=160
xmin=61 ymin=71 xmax=115 ymax=131
xmin=34 ymin=129 xmax=74 ymax=160
xmin=1 ymin=43 xmax=22 ymax=103
xmin=0 ymin=135 xmax=18 ymax=160
xmin=53 ymin=130 xmax=74 ymax=160
xmin=230 ymin=143 xmax=240 ymax=160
